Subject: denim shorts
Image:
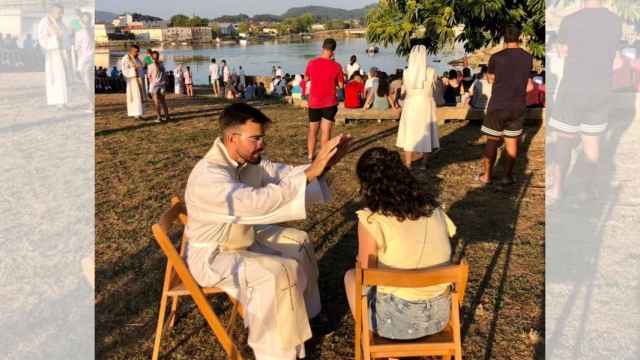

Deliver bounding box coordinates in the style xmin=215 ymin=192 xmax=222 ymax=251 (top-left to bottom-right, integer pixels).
xmin=367 ymin=287 xmax=451 ymax=340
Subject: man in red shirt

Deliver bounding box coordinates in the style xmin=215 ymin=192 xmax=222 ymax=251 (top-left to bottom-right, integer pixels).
xmin=305 ymin=38 xmax=344 ymax=161
xmin=344 ymin=73 xmax=365 ymax=108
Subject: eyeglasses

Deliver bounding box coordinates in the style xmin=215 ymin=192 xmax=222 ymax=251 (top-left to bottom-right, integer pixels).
xmin=232 ymin=133 xmax=266 ymax=144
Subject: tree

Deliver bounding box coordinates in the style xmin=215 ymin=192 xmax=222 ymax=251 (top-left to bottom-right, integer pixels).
xmin=189 ymin=16 xmax=209 ymax=27
xmin=299 ymin=12 xmax=316 ymax=32
xmin=170 ymin=14 xmax=190 ymax=27
xmin=238 ymin=21 xmax=251 ymax=34
xmin=366 ymin=0 xmax=545 ymax=58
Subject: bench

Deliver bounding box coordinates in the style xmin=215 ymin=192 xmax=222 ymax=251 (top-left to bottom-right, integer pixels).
xmin=335 ymin=106 xmax=401 ymax=125
xmin=436 ymin=105 xmax=545 ymax=126
xmin=289 ymin=100 xmax=545 ymax=126
xmin=336 ymin=105 xmax=545 ymax=126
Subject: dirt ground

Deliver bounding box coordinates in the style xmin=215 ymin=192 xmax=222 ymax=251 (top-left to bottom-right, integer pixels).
xmin=95 ymin=88 xmax=544 ymax=359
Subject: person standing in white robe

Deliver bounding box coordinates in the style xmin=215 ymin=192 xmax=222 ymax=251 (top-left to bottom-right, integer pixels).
xmin=174 ymin=64 xmax=185 ymax=95
xmin=396 ymin=45 xmax=439 ymax=168
xmin=37 ymin=4 xmax=69 ymax=108
xmin=185 ymin=103 xmax=352 ymax=360
xmin=119 ymin=45 xmax=144 ymax=119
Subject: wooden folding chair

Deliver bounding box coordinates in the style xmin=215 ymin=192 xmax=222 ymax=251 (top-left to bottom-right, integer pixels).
xmin=151 ymin=196 xmax=244 ymax=360
xmin=354 ymin=260 xmax=469 ymax=360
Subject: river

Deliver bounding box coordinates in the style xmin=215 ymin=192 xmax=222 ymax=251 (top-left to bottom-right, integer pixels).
xmin=95 ymin=37 xmax=466 ymax=85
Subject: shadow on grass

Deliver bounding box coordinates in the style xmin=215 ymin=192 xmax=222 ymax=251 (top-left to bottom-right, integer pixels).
xmin=442 ymin=124 xmax=540 ymax=360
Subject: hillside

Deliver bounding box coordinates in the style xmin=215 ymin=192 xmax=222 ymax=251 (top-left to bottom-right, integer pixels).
xmin=95 ymin=10 xmax=118 ymax=23
xmin=95 ymin=11 xmax=164 ymax=23
xmin=281 ymin=4 xmax=376 ymax=21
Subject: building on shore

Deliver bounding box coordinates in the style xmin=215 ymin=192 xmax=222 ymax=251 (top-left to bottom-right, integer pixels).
xmin=215 ymin=22 xmax=238 ymax=36
xmin=262 ymin=27 xmax=279 ymax=36
xmin=130 ymin=28 xmax=164 ymax=42
xmin=95 ymin=23 xmax=111 ymax=45
xmin=163 ymin=27 xmax=212 ymax=43
xmin=311 ymin=23 xmax=326 ymax=32
xmin=191 ymin=27 xmax=213 ymax=42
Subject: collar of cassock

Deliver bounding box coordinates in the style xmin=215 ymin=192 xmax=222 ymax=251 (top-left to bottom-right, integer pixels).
xmin=205 ymin=137 xmax=250 ymax=173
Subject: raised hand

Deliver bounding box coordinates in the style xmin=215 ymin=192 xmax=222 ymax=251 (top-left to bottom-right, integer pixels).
xmin=304 ymin=134 xmax=345 ymax=182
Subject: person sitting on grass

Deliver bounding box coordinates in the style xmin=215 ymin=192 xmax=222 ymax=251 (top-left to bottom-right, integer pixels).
xmin=364 ymin=74 xmax=394 ymax=111
xmin=344 ymin=147 xmax=457 ymax=341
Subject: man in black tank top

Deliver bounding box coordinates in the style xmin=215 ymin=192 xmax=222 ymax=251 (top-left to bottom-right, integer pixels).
xmin=478 ymin=24 xmax=533 ymax=185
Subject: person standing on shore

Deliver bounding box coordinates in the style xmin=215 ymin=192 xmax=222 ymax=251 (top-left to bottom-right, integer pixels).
xmin=210 ymin=58 xmax=220 ymax=97
xmin=119 ymin=44 xmax=144 ymax=120
xmin=239 ymin=65 xmax=246 ymax=89
xmin=220 ymin=59 xmax=230 ymax=89
xmin=477 ymin=24 xmax=533 ymax=185
xmin=174 ymin=64 xmax=185 ymax=95
xmin=184 ymin=65 xmax=194 ymax=97
xmin=148 ymin=50 xmax=170 ymax=123
xmin=304 ymin=38 xmax=344 ymax=162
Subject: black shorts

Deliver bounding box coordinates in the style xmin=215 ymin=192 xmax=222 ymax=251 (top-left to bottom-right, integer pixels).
xmin=308 ymin=105 xmax=338 ymax=122
xmin=481 ymin=107 xmax=525 ymax=138
xmin=549 ymin=91 xmax=611 ymax=134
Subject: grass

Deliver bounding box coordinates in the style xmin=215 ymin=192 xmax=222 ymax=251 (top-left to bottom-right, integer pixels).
xmin=96 ymin=88 xmax=544 ymax=359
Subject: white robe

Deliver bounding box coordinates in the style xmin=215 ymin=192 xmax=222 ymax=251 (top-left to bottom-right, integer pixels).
xmin=184 ymin=138 xmax=330 ymax=360
xmin=37 ymin=16 xmax=68 ymax=106
xmin=396 ymin=45 xmax=439 ymax=153
xmin=119 ymin=55 xmax=144 ymax=117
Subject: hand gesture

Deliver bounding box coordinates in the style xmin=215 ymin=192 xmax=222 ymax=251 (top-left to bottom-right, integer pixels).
xmin=323 ymin=134 xmax=353 ymax=174
xmin=305 ymin=134 xmax=349 ymax=182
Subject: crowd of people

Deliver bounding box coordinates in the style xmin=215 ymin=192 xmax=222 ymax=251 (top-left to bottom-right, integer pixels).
xmin=0 ymin=32 xmax=44 ymax=71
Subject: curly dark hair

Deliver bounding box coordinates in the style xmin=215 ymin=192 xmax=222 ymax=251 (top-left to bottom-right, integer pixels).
xmin=356 ymin=147 xmax=438 ymax=221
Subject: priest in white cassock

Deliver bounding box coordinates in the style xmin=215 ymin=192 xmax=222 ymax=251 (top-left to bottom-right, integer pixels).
xmin=37 ymin=4 xmax=69 ymax=108
xmin=119 ymin=44 xmax=144 ymax=119
xmin=184 ymin=103 xmax=352 ymax=360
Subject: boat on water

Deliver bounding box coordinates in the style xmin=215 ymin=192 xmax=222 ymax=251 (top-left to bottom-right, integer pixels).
xmin=365 ymin=46 xmax=379 ymax=54
xmin=239 ymin=39 xmax=248 ymax=46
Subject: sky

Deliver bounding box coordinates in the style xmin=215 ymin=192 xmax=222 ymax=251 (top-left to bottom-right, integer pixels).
xmin=97 ymin=0 xmax=377 ymax=20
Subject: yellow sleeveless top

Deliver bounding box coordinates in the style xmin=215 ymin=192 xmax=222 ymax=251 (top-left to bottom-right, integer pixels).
xmin=356 ymin=207 xmax=456 ymax=301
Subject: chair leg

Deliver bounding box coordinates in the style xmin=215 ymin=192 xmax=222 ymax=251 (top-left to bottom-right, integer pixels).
xmin=152 ymin=293 xmax=169 ymax=360
xmin=167 ymin=295 xmax=179 ymax=329
xmin=226 ymin=298 xmax=240 ymax=334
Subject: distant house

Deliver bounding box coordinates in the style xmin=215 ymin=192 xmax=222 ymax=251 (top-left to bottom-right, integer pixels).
xmin=112 ymin=14 xmax=133 ymax=27
xmin=162 ymin=27 xmax=212 ymax=43
xmin=130 ymin=28 xmax=164 ymax=42
xmin=191 ymin=27 xmax=213 ymax=43
xmin=311 ymin=23 xmax=326 ymax=31
xmin=262 ymin=27 xmax=278 ymax=35
xmin=217 ymin=23 xmax=237 ymax=36
xmin=163 ymin=27 xmax=192 ymax=42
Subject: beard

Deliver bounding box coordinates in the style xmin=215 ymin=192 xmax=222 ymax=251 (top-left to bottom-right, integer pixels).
xmin=246 ymin=155 xmax=262 ymax=165
xmin=239 ymin=150 xmax=262 ymax=165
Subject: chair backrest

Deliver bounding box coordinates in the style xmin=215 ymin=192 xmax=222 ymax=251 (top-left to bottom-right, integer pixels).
xmin=361 ymin=260 xmax=469 ymax=303
xmin=151 ymin=200 xmax=240 ymax=359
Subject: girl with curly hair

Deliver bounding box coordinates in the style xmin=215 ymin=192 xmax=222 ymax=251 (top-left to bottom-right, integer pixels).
xmin=344 ymin=147 xmax=457 ymax=340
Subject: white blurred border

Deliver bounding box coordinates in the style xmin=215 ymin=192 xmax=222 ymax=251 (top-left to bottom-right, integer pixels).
xmin=546 ymin=0 xmax=640 ymax=359
xmin=0 ymin=0 xmax=95 ymax=359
